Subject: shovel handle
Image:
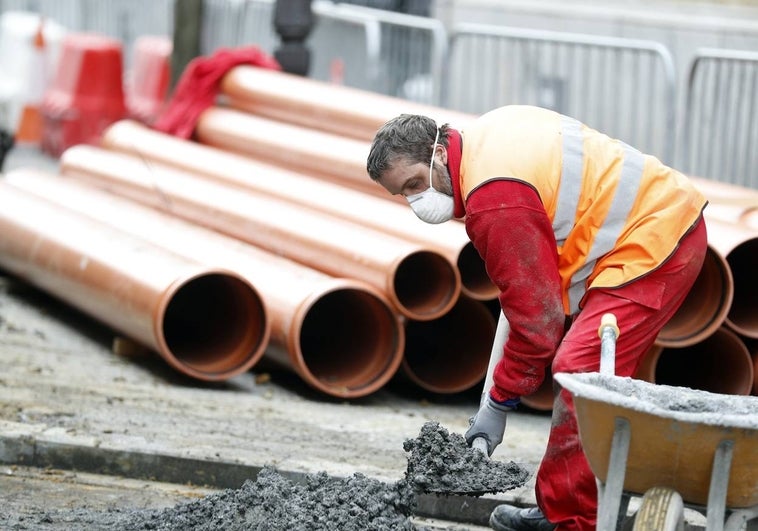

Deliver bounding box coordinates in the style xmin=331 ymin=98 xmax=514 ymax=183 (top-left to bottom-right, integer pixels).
xmin=472 ymin=436 xmax=489 ymax=457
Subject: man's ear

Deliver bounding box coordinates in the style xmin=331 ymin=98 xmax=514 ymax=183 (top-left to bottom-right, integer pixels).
xmin=438 ymin=145 xmax=448 ymax=165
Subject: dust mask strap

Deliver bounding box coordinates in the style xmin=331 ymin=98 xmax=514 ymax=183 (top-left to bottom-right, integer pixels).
xmin=406 ymin=126 xmax=454 ymax=224
xmin=428 ymin=127 xmax=440 ymax=188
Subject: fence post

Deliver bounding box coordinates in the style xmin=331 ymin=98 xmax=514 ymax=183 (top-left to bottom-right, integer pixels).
xmin=274 ymin=0 xmax=314 ymax=76
xmin=170 ymin=0 xmax=204 ymax=89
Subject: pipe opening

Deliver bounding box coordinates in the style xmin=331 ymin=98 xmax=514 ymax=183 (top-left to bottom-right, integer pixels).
xmin=299 ymin=288 xmax=403 ymax=398
xmin=657 ymin=246 xmax=733 ymax=347
xmin=402 ymin=296 xmax=494 ymax=394
xmin=654 ymin=327 xmax=754 ymax=396
xmin=481 ymin=298 xmax=555 ymax=410
xmin=161 ymin=273 xmax=268 ymax=379
xmin=725 ymin=240 xmax=758 ymax=338
xmin=392 ymin=250 xmax=460 ymax=320
xmin=457 ymin=242 xmax=499 ymax=301
xmin=632 ymin=344 xmax=664 ymax=383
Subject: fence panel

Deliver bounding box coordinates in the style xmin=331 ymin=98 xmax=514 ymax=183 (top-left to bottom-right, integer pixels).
xmin=307 ymin=1 xmax=382 ymax=90
xmin=201 ymin=0 xmax=278 ymax=55
xmin=680 ymin=48 xmax=758 ymax=190
xmin=446 ymin=23 xmax=677 ymax=164
xmin=226 ymin=1 xmax=446 ymax=104
xmin=311 ymin=2 xmax=446 ymax=105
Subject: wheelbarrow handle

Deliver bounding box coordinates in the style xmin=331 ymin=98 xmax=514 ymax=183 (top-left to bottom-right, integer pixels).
xmin=598 ymin=313 xmax=620 ymax=377
xmin=597 ymin=313 xmax=620 ymax=339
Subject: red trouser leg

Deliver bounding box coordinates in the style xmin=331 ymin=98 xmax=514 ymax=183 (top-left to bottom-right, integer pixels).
xmin=535 ymin=218 xmax=708 ymax=531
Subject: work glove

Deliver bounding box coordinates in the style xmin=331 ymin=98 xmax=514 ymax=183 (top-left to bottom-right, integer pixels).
xmin=464 ymin=397 xmax=516 ymax=457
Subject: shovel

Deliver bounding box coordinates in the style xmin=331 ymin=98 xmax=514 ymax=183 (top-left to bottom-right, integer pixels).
xmin=405 ymin=310 xmax=529 ymax=498
xmin=471 ymin=308 xmax=509 ymax=456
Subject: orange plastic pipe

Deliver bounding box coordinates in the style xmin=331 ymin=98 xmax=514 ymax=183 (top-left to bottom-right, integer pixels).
xmin=59 ymin=145 xmax=459 ymax=322
xmin=479 ymin=298 xmax=556 ymax=411
xmin=641 ymin=326 xmax=754 ymax=396
xmin=691 ymin=176 xmax=758 ymax=229
xmin=0 ymin=180 xmax=268 ymax=382
xmin=748 ymin=338 xmax=758 ymax=395
xmin=402 ymin=295 xmax=496 ymax=394
xmin=632 ymin=344 xmax=665 ymax=384
xmin=5 ymin=168 xmax=405 ymax=399
xmin=704 ymin=218 xmax=758 ymax=339
xmin=195 ymin=106 xmax=391 ymax=201
xmin=219 ymin=65 xmax=477 ymax=141
xmin=655 ymin=244 xmax=734 ymax=348
xmin=740 ymin=209 xmax=758 ymax=231
xmin=100 ymin=120 xmax=497 ymax=301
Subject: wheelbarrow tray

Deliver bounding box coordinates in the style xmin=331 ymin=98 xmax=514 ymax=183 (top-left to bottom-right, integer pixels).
xmin=555 ymin=372 xmax=758 ymax=508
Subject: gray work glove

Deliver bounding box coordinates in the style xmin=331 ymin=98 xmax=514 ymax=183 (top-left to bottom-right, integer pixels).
xmin=464 ymin=397 xmax=515 ymax=457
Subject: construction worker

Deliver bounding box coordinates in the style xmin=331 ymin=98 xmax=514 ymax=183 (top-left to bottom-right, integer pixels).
xmin=366 ymin=105 xmax=707 ymax=531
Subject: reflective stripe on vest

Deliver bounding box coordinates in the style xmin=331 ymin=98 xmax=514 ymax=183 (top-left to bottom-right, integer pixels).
xmin=555 ymin=116 xmax=646 ymax=313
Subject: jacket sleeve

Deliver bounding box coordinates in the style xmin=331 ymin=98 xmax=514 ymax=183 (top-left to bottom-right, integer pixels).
xmin=464 ymin=179 xmax=566 ymax=402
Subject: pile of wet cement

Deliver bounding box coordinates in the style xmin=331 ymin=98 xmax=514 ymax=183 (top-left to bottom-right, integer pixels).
xmin=26 ymin=422 xmax=529 ymax=530
xmin=119 ymin=467 xmax=418 ymax=530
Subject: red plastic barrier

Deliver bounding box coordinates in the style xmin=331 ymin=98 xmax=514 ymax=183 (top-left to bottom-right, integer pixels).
xmin=40 ymin=32 xmax=126 ymax=157
xmin=127 ymin=35 xmax=172 ymax=125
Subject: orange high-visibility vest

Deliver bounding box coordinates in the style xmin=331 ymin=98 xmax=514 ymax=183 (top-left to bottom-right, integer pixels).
xmin=460 ymin=105 xmax=706 ymax=315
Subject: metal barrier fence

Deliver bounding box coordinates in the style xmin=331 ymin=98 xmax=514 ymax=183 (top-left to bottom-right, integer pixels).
xmin=2 ymin=0 xmax=756 ymax=188
xmin=201 ymin=0 xmax=278 ymax=55
xmin=199 ymin=1 xmax=445 ymax=104
xmin=446 ymin=22 xmax=677 ymax=165
xmin=680 ymin=48 xmax=758 ymax=189
xmin=315 ymin=2 xmax=446 ymax=104
xmin=199 ymin=0 xmax=382 ymax=90
xmin=307 ymin=2 xmax=382 ymax=91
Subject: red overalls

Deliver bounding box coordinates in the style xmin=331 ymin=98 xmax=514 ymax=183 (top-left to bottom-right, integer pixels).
xmin=444 ymin=105 xmax=708 ymax=530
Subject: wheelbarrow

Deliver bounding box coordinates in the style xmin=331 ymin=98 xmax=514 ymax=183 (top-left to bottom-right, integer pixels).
xmin=554 ymin=314 xmax=758 ymax=531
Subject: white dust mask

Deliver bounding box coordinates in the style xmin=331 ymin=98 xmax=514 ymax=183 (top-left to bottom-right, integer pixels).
xmin=406 ymin=128 xmax=454 ymax=224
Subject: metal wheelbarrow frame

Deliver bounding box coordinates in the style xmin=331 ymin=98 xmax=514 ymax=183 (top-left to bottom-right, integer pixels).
xmin=554 ymin=314 xmax=758 ymax=531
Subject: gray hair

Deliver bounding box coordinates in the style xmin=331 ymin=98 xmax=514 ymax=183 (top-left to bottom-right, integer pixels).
xmin=366 ymin=114 xmax=450 ymax=181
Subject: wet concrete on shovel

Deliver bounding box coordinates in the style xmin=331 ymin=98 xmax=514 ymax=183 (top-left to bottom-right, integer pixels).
xmin=405 ymin=422 xmax=530 ymax=496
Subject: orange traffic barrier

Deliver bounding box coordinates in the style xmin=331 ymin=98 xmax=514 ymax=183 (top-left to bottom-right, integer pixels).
xmin=126 ymin=35 xmax=172 ymax=125
xmin=41 ymin=32 xmax=126 ymax=156
xmin=14 ymin=17 xmax=46 ymax=144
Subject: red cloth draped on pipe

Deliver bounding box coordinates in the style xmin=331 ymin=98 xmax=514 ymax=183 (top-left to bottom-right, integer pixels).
xmin=153 ymin=46 xmax=280 ymax=139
